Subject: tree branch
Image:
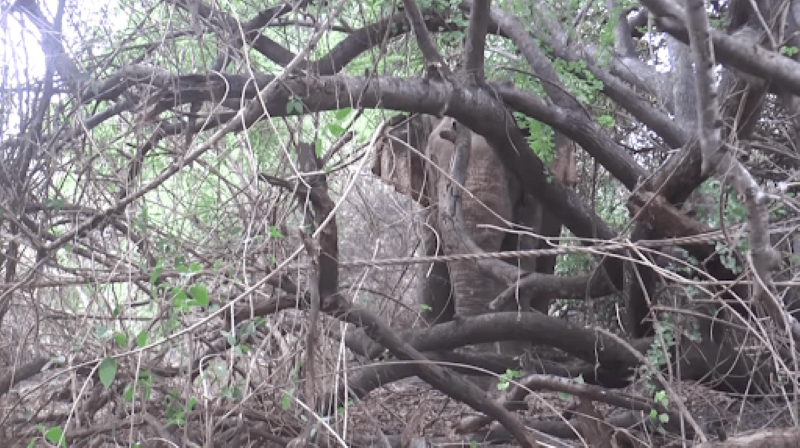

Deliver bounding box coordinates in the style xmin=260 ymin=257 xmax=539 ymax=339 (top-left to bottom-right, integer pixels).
xmin=402 ymin=0 xmax=450 ymax=73
xmin=641 ymin=0 xmax=800 ymax=96
xmin=464 ymin=0 xmax=492 ymax=81
xmin=684 ymin=0 xmax=800 ymax=339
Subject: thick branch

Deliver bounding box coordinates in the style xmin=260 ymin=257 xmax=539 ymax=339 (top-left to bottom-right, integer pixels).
xmin=326 ymin=301 xmax=537 ymax=446
xmin=464 ymin=0 xmax=491 ymax=80
xmin=95 ymin=69 xmax=618 ymax=244
xmin=493 ymin=83 xmax=646 ymax=190
xmin=355 ymin=312 xmax=645 ymax=367
xmin=0 ymin=357 xmax=49 ymax=397
xmin=402 ymin=0 xmax=450 ymax=71
xmin=684 ymin=0 xmax=799 ymax=338
xmin=172 ymin=0 xmax=458 ymax=76
xmin=489 ymin=272 xmax=613 ymax=311
xmin=641 ymin=0 xmax=800 ymax=96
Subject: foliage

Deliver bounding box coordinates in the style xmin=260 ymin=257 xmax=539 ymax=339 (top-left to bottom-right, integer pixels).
xmin=1 ymin=0 xmax=799 ymax=445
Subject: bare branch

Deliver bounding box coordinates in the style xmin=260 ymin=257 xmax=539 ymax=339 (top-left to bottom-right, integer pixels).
xmin=642 ymin=0 xmax=800 ymax=96
xmin=464 ymin=0 xmax=492 ymax=81
xmin=402 ymin=0 xmax=450 ymax=73
xmin=684 ymin=0 xmax=800 ymax=338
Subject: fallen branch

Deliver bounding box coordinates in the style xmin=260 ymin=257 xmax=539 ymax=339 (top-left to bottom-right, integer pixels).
xmin=457 ymin=373 xmax=684 ymax=436
xmin=696 ymin=427 xmax=800 ymax=448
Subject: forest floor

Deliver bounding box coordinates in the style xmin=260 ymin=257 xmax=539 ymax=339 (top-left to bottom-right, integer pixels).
xmin=336 ymin=376 xmax=795 ymax=447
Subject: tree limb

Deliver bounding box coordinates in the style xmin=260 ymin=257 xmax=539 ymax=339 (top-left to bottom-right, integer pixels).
xmin=684 ymin=0 xmax=800 ymax=339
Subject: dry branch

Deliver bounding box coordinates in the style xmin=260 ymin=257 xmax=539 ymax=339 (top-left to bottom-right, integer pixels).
xmin=696 ymin=427 xmax=800 ymax=447
xmin=683 ymin=0 xmax=800 ymax=339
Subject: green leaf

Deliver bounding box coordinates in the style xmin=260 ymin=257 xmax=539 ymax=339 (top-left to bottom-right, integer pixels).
xmin=597 ymin=114 xmax=615 ymax=128
xmin=658 ymin=413 xmax=670 ymax=423
xmin=558 ymin=391 xmax=571 ymax=400
xmin=26 ymin=438 xmax=36 ymax=448
xmin=268 ymin=226 xmax=283 ymax=239
xmin=123 ymin=383 xmax=135 ymax=402
xmin=315 ymin=139 xmax=324 ymax=157
xmin=327 ymin=123 xmax=345 ymax=137
xmin=113 ymin=333 xmax=127 ymax=347
xmin=286 ymin=97 xmax=303 ymax=114
xmin=235 ymin=344 xmax=251 ymax=356
xmin=241 ymin=321 xmax=257 ymax=337
xmin=282 ymin=390 xmax=293 ymax=410
xmin=149 ymin=262 xmax=164 ymax=285
xmin=95 ymin=325 xmax=113 ymax=341
xmin=420 ymin=304 xmax=432 ymax=312
xmin=98 ymin=358 xmax=117 ymax=388
xmin=334 ymin=107 xmax=352 ymax=120
xmin=172 ymin=288 xmax=188 ymax=309
xmin=781 ymin=45 xmax=799 ymax=56
xmin=222 ymin=331 xmax=237 ymax=346
xmin=188 ymin=284 xmax=209 ymax=307
xmin=44 ymin=426 xmax=64 ymax=445
xmin=136 ymin=330 xmax=148 ymax=347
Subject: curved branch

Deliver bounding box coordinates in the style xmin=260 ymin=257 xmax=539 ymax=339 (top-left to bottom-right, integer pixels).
xmin=641 ymin=0 xmax=800 ymax=96
xmin=0 ymin=357 xmax=49 ymax=398
xmin=318 ymin=350 xmax=528 ymax=414
xmin=489 ymin=272 xmax=613 ymax=311
xmin=458 ymin=373 xmax=687 ymax=437
xmin=88 ymin=69 xmax=619 ymax=244
xmin=353 ymin=312 xmax=646 ymax=367
xmin=684 ymin=0 xmax=800 ymax=338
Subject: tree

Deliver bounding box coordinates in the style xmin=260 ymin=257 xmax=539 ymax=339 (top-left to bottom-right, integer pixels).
xmin=2 ymin=0 xmax=800 ymax=445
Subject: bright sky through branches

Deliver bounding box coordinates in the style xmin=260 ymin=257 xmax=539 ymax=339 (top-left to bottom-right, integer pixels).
xmin=1 ymin=0 xmax=122 ymax=82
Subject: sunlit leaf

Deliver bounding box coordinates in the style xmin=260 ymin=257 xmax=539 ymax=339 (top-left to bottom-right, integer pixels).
xmin=136 ymin=330 xmax=148 ymax=348
xmin=98 ymin=358 xmax=117 ymax=388
xmin=123 ymin=384 xmax=135 ymax=402
xmin=327 ymin=123 xmax=345 ymax=137
xmin=334 ymin=107 xmax=352 ymax=120
xmin=188 ymin=284 xmax=209 ymax=307
xmin=113 ymin=333 xmax=127 ymax=347
xmin=44 ymin=427 xmax=64 ymax=446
